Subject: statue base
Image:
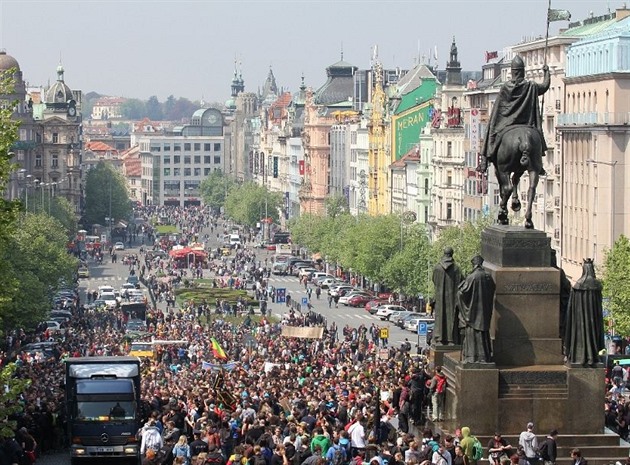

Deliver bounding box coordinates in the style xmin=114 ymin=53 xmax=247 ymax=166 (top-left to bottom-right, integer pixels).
xmin=431 ymin=344 xmax=461 ymax=369
xmin=443 ymin=353 xmax=604 ymax=434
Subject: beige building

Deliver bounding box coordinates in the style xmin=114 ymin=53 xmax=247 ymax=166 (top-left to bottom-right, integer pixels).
xmin=556 ymin=10 xmax=630 ymax=280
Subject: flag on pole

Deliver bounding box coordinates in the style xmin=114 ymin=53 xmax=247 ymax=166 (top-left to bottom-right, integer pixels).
xmin=548 ymin=9 xmax=571 ymax=22
xmin=210 ymin=337 xmax=227 ymax=359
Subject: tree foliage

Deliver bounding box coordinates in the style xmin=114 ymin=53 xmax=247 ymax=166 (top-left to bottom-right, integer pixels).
xmin=1 ymin=213 xmax=78 ymax=331
xmin=602 ymin=235 xmax=630 ymax=336
xmin=0 ymin=363 xmax=31 ymax=439
xmin=84 ymin=161 xmax=131 ymax=226
xmin=224 ymin=182 xmax=283 ymax=227
xmin=199 ymin=171 xmax=236 ymax=212
xmin=325 ymin=194 xmax=349 ymax=219
xmin=289 ymin=212 xmax=491 ymax=297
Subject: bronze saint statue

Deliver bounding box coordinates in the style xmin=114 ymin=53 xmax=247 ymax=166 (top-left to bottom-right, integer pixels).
xmin=564 ymin=258 xmax=605 ymax=366
xmin=457 ymin=255 xmax=496 ymax=364
xmin=432 ymin=247 xmax=463 ymax=345
xmin=477 ymin=55 xmax=550 ymax=229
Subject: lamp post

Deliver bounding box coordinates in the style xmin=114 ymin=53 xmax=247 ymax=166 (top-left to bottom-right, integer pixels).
xmin=586 ymin=158 xmax=618 ymax=259
xmin=400 ymin=211 xmax=417 ymax=251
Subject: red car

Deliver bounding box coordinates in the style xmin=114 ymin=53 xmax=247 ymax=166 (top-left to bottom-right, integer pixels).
xmin=365 ymin=299 xmax=386 ymax=312
xmin=348 ymin=294 xmax=372 ymax=307
xmin=266 ymin=244 xmax=277 ymax=251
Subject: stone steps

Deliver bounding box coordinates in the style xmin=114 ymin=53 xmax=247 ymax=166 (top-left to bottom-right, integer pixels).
xmin=498 ymin=384 xmax=568 ymax=399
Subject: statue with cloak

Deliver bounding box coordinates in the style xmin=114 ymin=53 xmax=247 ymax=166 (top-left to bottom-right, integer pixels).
xmin=564 ymin=258 xmax=605 ymax=366
xmin=457 ymin=255 xmax=496 ymax=364
xmin=432 ymin=247 xmax=463 ymax=345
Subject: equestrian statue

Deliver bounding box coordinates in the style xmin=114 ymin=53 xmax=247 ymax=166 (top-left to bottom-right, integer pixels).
xmin=477 ymin=55 xmax=550 ymax=229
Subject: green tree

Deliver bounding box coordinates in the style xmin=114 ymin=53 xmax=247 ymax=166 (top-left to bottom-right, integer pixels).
xmin=2 ymin=213 xmax=78 ymax=331
xmin=84 ymin=161 xmax=131 ymax=226
xmin=120 ymin=98 xmax=146 ymax=120
xmin=224 ymin=182 xmax=282 ymax=227
xmin=602 ymin=235 xmax=630 ymax=335
xmin=325 ymin=194 xmax=348 ymax=219
xmin=0 ymin=69 xmax=22 ymax=329
xmin=0 ymin=363 xmax=31 ymax=439
xmin=199 ymin=171 xmax=235 ymax=211
xmin=383 ymin=224 xmax=432 ymax=296
xmin=146 ymin=95 xmax=163 ymax=120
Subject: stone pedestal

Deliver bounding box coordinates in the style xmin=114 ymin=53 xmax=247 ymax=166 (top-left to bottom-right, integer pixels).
xmin=431 ymin=344 xmax=461 ymax=369
xmin=443 ymin=226 xmax=605 ymax=437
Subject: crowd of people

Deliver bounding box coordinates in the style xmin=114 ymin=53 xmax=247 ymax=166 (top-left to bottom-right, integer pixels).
xmin=0 ymin=205 xmax=591 ymax=465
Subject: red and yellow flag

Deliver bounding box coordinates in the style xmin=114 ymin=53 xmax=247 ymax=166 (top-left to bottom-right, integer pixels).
xmin=210 ymin=337 xmax=227 ymax=359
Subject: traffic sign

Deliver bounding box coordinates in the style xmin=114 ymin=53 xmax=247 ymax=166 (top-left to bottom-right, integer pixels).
xmin=418 ymin=321 xmax=428 ymax=336
xmin=276 ymin=288 xmax=286 ymax=303
xmin=301 ymin=297 xmax=309 ymax=306
xmin=380 ymin=328 xmax=389 ymax=339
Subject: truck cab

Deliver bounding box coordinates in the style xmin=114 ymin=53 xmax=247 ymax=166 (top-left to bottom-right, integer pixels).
xmin=65 ymin=357 xmax=141 ymax=464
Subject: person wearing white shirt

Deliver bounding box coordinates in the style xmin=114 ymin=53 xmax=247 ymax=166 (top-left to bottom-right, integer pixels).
xmin=347 ymin=415 xmax=366 ymax=457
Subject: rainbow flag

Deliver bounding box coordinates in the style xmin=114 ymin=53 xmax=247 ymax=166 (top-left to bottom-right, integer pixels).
xmin=210 ymin=337 xmax=227 ymax=359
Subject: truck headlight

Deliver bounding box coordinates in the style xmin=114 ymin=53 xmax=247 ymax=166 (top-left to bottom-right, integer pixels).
xmin=124 ymin=447 xmax=137 ymax=454
xmin=74 ymin=448 xmax=86 ymax=455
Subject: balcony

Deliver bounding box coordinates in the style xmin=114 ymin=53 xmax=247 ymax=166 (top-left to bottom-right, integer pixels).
xmin=557 ymin=112 xmax=630 ymax=126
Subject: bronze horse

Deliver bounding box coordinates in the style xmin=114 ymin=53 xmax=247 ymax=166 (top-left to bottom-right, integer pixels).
xmin=493 ymin=125 xmax=543 ymax=229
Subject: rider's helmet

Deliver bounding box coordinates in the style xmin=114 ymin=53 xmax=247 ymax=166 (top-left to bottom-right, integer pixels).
xmin=511 ymin=55 xmax=525 ymax=80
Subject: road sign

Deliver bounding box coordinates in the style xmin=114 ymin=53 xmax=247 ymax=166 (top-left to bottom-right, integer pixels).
xmin=380 ymin=328 xmax=389 ymax=339
xmin=276 ymin=288 xmax=286 ymax=303
xmin=418 ymin=322 xmax=428 ymax=336
xmin=301 ymin=297 xmax=309 ymax=306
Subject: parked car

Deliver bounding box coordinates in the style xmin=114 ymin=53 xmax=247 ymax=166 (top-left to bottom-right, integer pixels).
xmin=365 ymin=299 xmax=386 ymax=313
xmin=339 ymin=291 xmax=371 ymax=306
xmin=311 ymin=272 xmax=333 ymax=282
xmin=396 ymin=312 xmax=425 ymax=328
xmin=114 ymin=241 xmax=125 ymax=250
xmin=405 ymin=317 xmax=435 ymax=333
xmin=375 ymin=304 xmax=407 ymax=318
xmin=44 ymin=320 xmax=61 ymax=331
xmin=298 ymin=267 xmax=318 ymax=279
xmin=78 ymin=267 xmax=89 ymax=278
xmin=328 ymin=285 xmax=355 ymax=297
xmin=348 ymin=294 xmax=373 ymax=307
xmin=319 ymin=278 xmax=342 ymax=289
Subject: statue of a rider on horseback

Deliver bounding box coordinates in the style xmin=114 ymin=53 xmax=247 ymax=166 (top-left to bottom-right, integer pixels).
xmin=477 ymin=55 xmax=550 ymax=229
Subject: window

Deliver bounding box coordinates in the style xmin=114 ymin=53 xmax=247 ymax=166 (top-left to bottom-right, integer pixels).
xmin=424 ymin=178 xmax=429 ymax=195
xmin=446 ymin=203 xmax=453 ymax=220
xmin=174 ymin=155 xmax=181 ymax=164
xmin=194 ymin=156 xmax=201 ymax=164
xmin=163 ymin=144 xmax=171 ymax=152
xmin=164 ymin=168 xmax=171 ymax=176
xmin=204 ymin=168 xmax=211 ymax=176
xmin=194 ymin=143 xmax=201 ymax=151
xmin=184 ymin=143 xmax=191 ymax=151
xmin=447 ymin=171 xmax=452 ymax=187
xmin=163 ymin=157 xmax=171 ymax=164
xmin=204 ymin=156 xmax=211 ymax=164
xmin=174 ymin=144 xmax=181 ymax=151
xmin=184 ymin=156 xmax=191 ymax=164
xmin=51 ymin=154 xmax=59 ymax=168
xmin=447 ymin=141 xmax=452 ymax=157
xmin=173 ymin=168 xmax=181 ymax=176
xmin=52 ymin=133 xmax=59 ymax=143
xmin=204 ymin=143 xmax=211 ymax=151
xmin=150 ymin=145 xmax=161 ymax=152
xmin=194 ymin=168 xmax=201 ymax=176
xmin=184 ymin=168 xmax=191 ymax=176
xmin=214 ymin=143 xmax=221 ymax=151
xmin=214 ymin=156 xmax=221 ymax=164
xmin=33 ymin=153 xmax=41 ymax=166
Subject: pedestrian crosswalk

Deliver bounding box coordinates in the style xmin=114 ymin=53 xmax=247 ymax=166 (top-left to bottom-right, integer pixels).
xmin=85 ymin=276 xmax=125 ymax=282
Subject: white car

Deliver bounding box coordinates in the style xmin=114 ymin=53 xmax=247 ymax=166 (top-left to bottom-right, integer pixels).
xmin=328 ymin=285 xmax=355 ymax=297
xmin=114 ymin=242 xmax=125 ymax=250
xmin=405 ymin=317 xmax=435 ymax=332
xmin=298 ymin=267 xmax=318 ymax=279
xmin=318 ymin=278 xmax=341 ymax=289
xmin=98 ymin=285 xmax=115 ymax=297
xmin=376 ymin=305 xmax=407 ymax=319
xmin=120 ymin=283 xmax=136 ymax=294
xmin=44 ymin=320 xmax=61 ymax=331
xmin=100 ymin=292 xmax=118 ymax=309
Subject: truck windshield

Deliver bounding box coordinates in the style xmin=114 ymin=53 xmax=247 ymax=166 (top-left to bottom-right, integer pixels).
xmin=75 ymin=401 xmax=136 ymax=421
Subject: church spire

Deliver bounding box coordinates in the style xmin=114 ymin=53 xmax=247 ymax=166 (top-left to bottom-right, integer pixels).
xmin=445 ymin=36 xmax=462 ymax=86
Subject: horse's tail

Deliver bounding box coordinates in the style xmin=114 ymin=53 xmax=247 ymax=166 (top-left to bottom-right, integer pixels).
xmin=519 ymin=135 xmax=532 ymax=168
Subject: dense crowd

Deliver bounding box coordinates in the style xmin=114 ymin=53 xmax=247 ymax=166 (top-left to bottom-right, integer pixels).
xmin=0 ymin=206 xmax=568 ymax=465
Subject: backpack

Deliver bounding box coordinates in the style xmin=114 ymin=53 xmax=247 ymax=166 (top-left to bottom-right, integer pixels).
xmin=332 ymin=446 xmax=345 ymax=465
xmin=250 ymin=454 xmax=267 ymax=465
xmin=471 ymin=437 xmax=484 ymax=461
xmin=436 ymin=376 xmax=447 ymax=394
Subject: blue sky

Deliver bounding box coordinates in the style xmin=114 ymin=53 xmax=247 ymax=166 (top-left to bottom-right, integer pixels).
xmin=1 ymin=0 xmax=610 ymax=103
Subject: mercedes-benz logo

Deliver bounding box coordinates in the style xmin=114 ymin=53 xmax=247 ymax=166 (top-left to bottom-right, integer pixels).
xmin=100 ymin=433 xmax=109 ymax=444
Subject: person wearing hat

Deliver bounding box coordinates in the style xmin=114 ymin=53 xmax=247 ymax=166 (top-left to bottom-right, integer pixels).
xmin=518 ymin=423 xmax=539 ymax=465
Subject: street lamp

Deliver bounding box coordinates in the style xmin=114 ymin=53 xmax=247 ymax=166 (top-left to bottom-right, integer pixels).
xmin=400 ymin=211 xmax=417 ymax=251
xmin=586 ymin=158 xmax=618 ymax=254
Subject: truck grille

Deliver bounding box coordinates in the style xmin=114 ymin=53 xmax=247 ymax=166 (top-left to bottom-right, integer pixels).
xmin=82 ymin=436 xmax=128 ymax=446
